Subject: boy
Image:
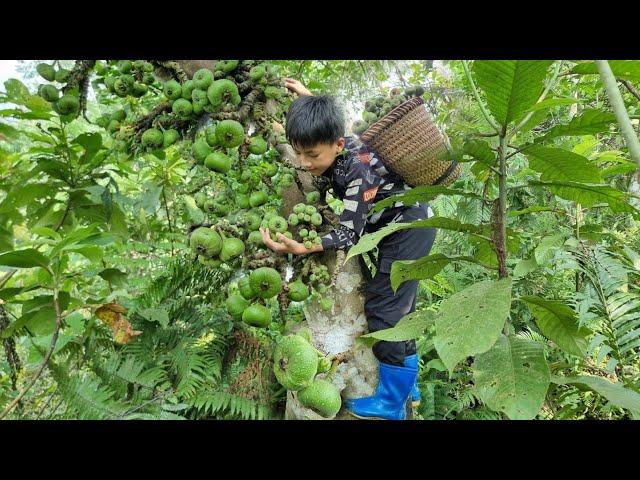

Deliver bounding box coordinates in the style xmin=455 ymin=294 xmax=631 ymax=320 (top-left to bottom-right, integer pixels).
xmin=259 ymin=79 xmax=436 ymax=420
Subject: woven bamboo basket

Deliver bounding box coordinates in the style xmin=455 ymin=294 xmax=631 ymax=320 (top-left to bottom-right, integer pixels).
xmin=360 ymin=97 xmax=462 ymax=187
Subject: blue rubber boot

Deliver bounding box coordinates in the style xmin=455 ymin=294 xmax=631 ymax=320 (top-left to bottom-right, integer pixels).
xmin=404 ymin=354 xmax=421 ymax=408
xmin=345 ymin=362 xmax=418 ymax=420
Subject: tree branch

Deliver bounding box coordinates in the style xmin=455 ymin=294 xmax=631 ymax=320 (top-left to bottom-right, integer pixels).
xmin=621 ymin=79 xmax=640 ymax=102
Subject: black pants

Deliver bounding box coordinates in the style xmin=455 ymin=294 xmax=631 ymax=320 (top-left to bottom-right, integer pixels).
xmin=363 ymin=203 xmax=436 ymax=367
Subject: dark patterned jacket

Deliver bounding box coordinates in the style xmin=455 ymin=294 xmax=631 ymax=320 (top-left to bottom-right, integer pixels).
xmin=320 ymin=136 xmax=432 ymax=251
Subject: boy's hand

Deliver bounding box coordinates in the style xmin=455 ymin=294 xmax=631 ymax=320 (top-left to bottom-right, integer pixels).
xmin=284 ymin=78 xmax=313 ymax=97
xmin=260 ymin=227 xmax=322 ymax=255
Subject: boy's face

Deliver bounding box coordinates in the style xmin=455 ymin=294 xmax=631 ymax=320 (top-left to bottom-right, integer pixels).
xmin=292 ymin=138 xmax=345 ymax=176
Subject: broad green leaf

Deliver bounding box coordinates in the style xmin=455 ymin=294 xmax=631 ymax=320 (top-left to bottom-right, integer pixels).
xmin=551 ymin=375 xmax=640 ymax=413
xmin=360 ymin=310 xmax=435 ymax=343
xmin=426 ymin=358 xmax=447 ymax=372
xmin=601 ymin=163 xmax=637 ymax=177
xmin=525 ymin=97 xmax=581 ymax=113
xmin=0 ymin=248 xmax=49 ymax=269
xmin=473 ymin=60 xmax=554 ymax=127
xmin=371 ymin=186 xmax=481 ymax=214
xmin=570 ymin=60 xmax=640 ymax=82
xmin=508 ymin=206 xmax=556 ymax=217
xmin=98 ymin=268 xmax=128 ymax=287
xmin=72 ymin=132 xmax=102 ymax=163
xmin=434 ymin=278 xmax=513 ymax=374
xmin=49 ymin=225 xmax=99 ymax=259
xmin=21 ymin=292 xmax=70 ymax=315
xmin=390 ymin=254 xmax=484 ymax=291
xmin=572 ymin=135 xmax=600 ymax=156
xmin=346 ymin=217 xmax=483 ymax=262
xmin=139 ymin=307 xmax=170 ymax=329
xmin=77 ymin=232 xmax=118 ymax=247
xmin=469 ymin=236 xmax=498 ymax=267
xmin=513 ymin=257 xmax=538 ymax=279
xmin=0 ymin=184 xmax=51 ymax=213
xmin=534 ymin=234 xmax=566 ymax=265
xmin=2 ymin=306 xmax=58 ymax=338
xmin=109 ymin=204 xmax=129 ymax=237
xmin=28 ymin=333 xmax=72 ymax=363
xmin=0 ymin=121 xmax=19 ymax=139
xmin=520 ymin=296 xmax=591 ymax=357
xmin=4 ymin=79 xmax=30 ymax=103
xmin=460 ymin=139 xmax=495 ymax=165
xmin=525 ymin=145 xmax=601 ymax=183
xmin=529 ymin=180 xmax=639 ymax=215
xmin=473 ymin=335 xmax=550 ymax=420
xmin=539 ymin=109 xmax=616 ymax=141
xmin=67 ymin=245 xmax=103 ymax=263
xmin=31 ymin=227 xmax=61 ymax=240
xmin=592 ymin=150 xmax=629 ymax=164
xmin=102 ymin=187 xmax=113 ymax=222
xmin=519 ymin=108 xmax=549 ymax=134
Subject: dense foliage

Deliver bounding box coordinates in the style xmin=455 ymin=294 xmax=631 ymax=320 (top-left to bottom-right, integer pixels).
xmin=1 ymin=59 xmax=639 ymax=420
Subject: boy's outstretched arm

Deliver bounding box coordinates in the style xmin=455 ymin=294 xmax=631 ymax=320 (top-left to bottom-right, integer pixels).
xmin=259 ymin=227 xmax=323 ymax=255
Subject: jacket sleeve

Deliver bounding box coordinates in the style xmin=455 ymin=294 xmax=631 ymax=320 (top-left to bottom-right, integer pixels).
xmin=320 ymin=160 xmax=381 ymax=251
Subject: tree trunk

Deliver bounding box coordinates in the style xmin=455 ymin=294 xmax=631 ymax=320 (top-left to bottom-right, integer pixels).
xmin=276 ymin=144 xmax=378 ymax=420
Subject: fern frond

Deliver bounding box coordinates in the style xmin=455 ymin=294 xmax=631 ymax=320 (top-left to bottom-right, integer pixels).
xmin=570 ymin=245 xmax=640 ymax=379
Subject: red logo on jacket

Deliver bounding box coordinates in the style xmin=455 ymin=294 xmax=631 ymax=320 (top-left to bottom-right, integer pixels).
xmin=363 ymin=187 xmax=378 ymax=202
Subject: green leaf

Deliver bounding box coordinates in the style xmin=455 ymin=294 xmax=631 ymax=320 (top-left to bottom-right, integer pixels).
xmin=0 ymin=121 xmax=20 ymax=139
xmin=346 ymin=217 xmax=483 ymax=262
xmin=0 ymin=184 xmax=52 ymax=213
xmin=3 ymin=306 xmax=59 ymax=338
xmin=525 ymin=97 xmax=581 ymax=113
xmin=360 ymin=310 xmax=435 ymax=342
xmin=473 ymin=60 xmax=554 ymax=127
xmin=390 ymin=254 xmax=486 ymax=292
xmin=67 ymin=245 xmax=103 ymax=263
xmin=525 ymin=145 xmax=601 ymax=183
xmin=460 ymin=139 xmax=495 ymax=165
xmin=434 ymin=278 xmax=513 ymax=374
xmin=109 ymin=204 xmax=129 ymax=237
xmin=508 ymin=206 xmax=556 ymax=217
xmin=520 ymin=296 xmax=591 ymax=357
xmin=534 ymin=234 xmax=566 ymax=265
xmin=28 ymin=332 xmax=72 ymax=363
xmin=519 ymin=108 xmax=550 ymax=134
xmin=570 ymin=60 xmax=640 ymax=82
xmin=551 ymin=375 xmax=640 ymax=414
xmin=601 ymin=163 xmax=637 ymax=177
xmin=528 ymin=180 xmax=639 ymax=216
xmin=102 ymin=186 xmax=113 ymax=222
xmin=139 ymin=307 xmax=170 ymax=329
xmin=72 ymin=133 xmax=102 ymax=163
xmin=49 ymin=225 xmax=99 ymax=259
xmin=98 ymin=268 xmax=128 ymax=287
xmin=473 ymin=335 xmax=550 ymax=420
xmin=539 ymin=109 xmax=616 ymax=141
xmin=4 ymin=79 xmax=30 ymax=103
xmin=371 ymin=186 xmax=481 ymax=214
xmin=0 ymin=249 xmax=49 ymax=269
xmin=513 ymin=257 xmax=538 ymax=279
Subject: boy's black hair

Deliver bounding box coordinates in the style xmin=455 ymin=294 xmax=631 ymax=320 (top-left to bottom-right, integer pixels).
xmin=285 ymin=95 xmax=345 ymax=149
